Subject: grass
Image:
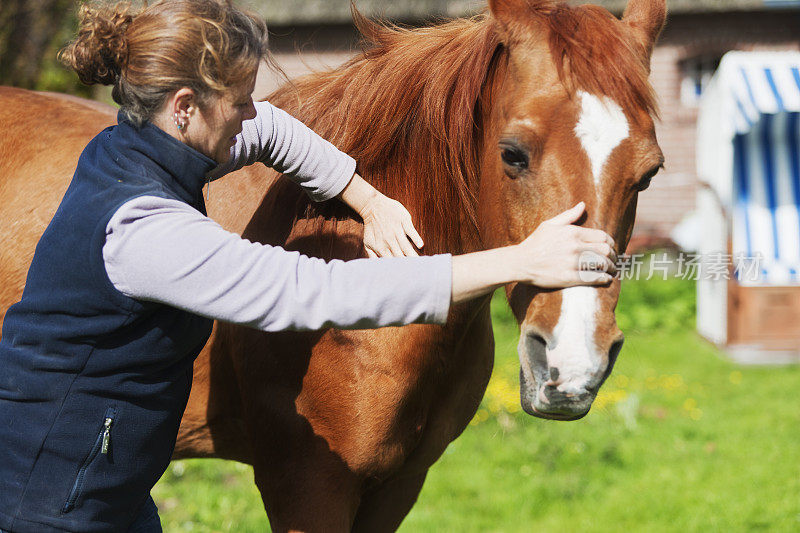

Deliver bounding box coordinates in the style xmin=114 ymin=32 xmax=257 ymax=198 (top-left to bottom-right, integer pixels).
xmin=152 ymin=277 xmax=800 ymax=531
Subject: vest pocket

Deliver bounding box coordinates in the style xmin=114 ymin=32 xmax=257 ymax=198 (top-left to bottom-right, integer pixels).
xmin=61 ymin=407 xmax=117 ymax=514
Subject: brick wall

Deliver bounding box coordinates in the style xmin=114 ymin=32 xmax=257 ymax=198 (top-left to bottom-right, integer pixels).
xmin=258 ymin=11 xmax=800 ymax=244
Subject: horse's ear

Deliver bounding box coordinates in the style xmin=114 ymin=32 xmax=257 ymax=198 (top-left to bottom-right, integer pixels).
xmin=623 ymin=0 xmax=667 ymax=59
xmin=488 ymin=0 xmax=547 ymax=30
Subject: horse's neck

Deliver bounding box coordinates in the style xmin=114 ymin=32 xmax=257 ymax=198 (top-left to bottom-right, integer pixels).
xmin=263 ymin=17 xmax=504 ymax=257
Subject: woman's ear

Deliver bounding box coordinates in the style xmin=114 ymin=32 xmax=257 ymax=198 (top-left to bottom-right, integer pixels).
xmin=172 ymin=88 xmax=196 ymax=118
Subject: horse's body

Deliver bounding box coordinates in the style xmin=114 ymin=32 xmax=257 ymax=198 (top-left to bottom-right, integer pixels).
xmin=0 ymin=1 xmax=666 ymax=530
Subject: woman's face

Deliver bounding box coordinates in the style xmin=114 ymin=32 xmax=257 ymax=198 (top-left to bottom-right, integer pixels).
xmin=185 ymin=75 xmax=257 ymax=164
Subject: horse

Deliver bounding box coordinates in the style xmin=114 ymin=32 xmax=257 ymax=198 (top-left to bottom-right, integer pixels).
xmin=0 ymin=0 xmax=666 ymax=530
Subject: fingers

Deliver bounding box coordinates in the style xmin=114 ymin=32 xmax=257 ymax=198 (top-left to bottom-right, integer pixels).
xmin=402 ymin=217 xmax=424 ymax=250
xmin=575 ymin=227 xmax=616 ymax=249
xmin=545 ymin=202 xmax=585 ymax=226
xmin=578 ymin=250 xmax=617 ymax=277
xmin=575 ymin=270 xmax=614 ymax=286
xmin=397 ymin=235 xmax=419 ymax=257
xmin=364 ymin=221 xmax=422 ymax=258
xmin=581 ymin=242 xmax=618 ymax=266
xmin=386 ymin=237 xmax=405 ymax=257
xmin=367 ymin=237 xmax=406 ymax=258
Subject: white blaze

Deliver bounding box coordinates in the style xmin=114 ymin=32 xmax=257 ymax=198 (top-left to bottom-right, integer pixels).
xmin=543 ymin=94 xmax=629 ymax=392
xmin=574 ymin=91 xmax=630 ymax=185
xmin=547 ymin=287 xmax=601 ymax=393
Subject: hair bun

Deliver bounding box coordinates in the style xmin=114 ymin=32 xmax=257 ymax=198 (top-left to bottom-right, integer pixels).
xmin=60 ymin=3 xmax=136 ymax=86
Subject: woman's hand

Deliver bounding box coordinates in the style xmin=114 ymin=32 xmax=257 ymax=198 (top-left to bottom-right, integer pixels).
xmin=450 ymin=202 xmax=617 ymax=304
xmin=338 ymin=173 xmax=424 ymax=257
xmin=360 ymin=195 xmax=423 ymax=258
xmin=514 ymin=202 xmax=617 ymax=288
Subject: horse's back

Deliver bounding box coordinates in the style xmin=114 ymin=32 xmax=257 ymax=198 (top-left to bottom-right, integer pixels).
xmin=0 ymin=87 xmax=115 ymax=319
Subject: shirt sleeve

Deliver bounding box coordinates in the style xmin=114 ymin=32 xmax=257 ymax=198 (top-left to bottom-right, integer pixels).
xmin=102 ymin=195 xmax=452 ymax=331
xmin=207 ymin=100 xmax=357 ymax=202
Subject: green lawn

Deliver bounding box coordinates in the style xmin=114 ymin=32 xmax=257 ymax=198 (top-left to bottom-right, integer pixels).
xmin=153 ymin=278 xmax=800 ymax=531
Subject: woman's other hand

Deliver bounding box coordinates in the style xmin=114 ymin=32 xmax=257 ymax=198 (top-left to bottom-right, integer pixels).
xmin=338 ymin=173 xmax=424 ymax=257
xmin=360 ymin=195 xmax=423 ymax=258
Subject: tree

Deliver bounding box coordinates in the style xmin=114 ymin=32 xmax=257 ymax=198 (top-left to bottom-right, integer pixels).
xmin=0 ymin=0 xmax=80 ymax=91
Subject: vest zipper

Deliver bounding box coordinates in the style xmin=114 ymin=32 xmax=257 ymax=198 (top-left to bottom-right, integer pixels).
xmin=62 ymin=407 xmax=116 ymax=514
xmin=101 ymin=415 xmax=113 ymax=454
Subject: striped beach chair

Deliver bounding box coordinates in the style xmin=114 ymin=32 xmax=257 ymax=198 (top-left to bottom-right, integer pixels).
xmin=696 ymin=51 xmax=800 ymax=358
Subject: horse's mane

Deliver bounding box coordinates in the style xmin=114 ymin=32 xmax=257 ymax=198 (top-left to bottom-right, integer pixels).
xmin=267 ymin=13 xmax=503 ymax=256
xmin=264 ymin=3 xmax=655 ymax=257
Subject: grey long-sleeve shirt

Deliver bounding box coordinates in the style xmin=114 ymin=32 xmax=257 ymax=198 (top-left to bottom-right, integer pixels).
xmin=102 ymin=101 xmax=453 ymax=331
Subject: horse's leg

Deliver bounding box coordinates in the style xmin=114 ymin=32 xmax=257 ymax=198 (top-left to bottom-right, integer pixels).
xmin=174 ymin=323 xmax=252 ymax=462
xmin=351 ymin=300 xmax=495 ymax=532
xmin=350 ymin=472 xmax=428 ymax=533
xmin=249 ymin=428 xmax=362 ymax=532
xmin=223 ymin=326 xmax=360 ymax=532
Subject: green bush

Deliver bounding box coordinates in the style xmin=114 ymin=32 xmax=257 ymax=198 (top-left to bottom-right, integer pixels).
xmin=616 ymin=275 xmax=696 ymax=334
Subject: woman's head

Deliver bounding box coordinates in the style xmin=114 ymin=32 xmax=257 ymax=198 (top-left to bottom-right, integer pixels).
xmin=61 ymin=0 xmax=268 ymax=162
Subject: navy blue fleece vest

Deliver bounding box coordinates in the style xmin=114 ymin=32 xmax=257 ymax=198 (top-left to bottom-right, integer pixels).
xmin=0 ymin=113 xmax=217 ymax=532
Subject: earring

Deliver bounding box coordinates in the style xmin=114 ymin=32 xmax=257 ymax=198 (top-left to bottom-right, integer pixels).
xmin=173 ymin=112 xmax=187 ymax=131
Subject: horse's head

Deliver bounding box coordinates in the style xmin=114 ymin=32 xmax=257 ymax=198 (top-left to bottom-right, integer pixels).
xmin=478 ymin=0 xmax=666 ymax=420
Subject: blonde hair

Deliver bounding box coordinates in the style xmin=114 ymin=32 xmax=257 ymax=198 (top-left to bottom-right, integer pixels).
xmin=60 ymin=0 xmax=270 ymax=126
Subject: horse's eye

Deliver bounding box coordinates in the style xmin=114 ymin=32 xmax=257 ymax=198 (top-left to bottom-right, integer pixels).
xmin=638 ymin=163 xmax=663 ymax=191
xmin=500 ymin=146 xmax=529 ymax=176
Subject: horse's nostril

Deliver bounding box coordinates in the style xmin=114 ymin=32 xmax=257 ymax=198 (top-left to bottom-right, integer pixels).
xmin=599 ymin=336 xmax=626 ymax=386
xmin=609 ymin=336 xmax=625 ymax=367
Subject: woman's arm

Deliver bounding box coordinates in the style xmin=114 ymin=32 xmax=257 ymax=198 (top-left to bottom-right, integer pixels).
xmin=207 ymin=100 xmax=355 ymax=201
xmin=103 ymin=199 xmax=614 ymax=331
xmin=209 ymin=101 xmax=424 ymax=257
xmin=103 ymin=196 xmax=450 ymax=331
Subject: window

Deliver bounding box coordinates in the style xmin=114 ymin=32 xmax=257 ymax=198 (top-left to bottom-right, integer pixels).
xmin=680 ymin=54 xmax=723 ymax=107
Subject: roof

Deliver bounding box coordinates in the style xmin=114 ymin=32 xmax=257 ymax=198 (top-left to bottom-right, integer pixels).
xmin=242 ymin=0 xmax=800 ymax=25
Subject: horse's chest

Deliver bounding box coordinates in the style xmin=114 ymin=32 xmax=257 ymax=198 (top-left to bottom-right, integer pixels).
xmin=321 ymin=309 xmax=494 ymax=478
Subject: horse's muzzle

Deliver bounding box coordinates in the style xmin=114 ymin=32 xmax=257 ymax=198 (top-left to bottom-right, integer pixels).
xmin=519 ymin=367 xmax=595 ymax=421
xmin=517 ymin=331 xmax=621 ymax=421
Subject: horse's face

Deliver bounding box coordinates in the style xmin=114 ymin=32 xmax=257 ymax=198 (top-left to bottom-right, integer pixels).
xmin=479 ymin=0 xmax=666 ymax=420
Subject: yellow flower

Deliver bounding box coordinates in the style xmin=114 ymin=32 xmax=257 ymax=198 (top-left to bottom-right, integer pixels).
xmin=470 ymin=409 xmax=490 ymax=426
xmin=594 ymin=389 xmax=628 ymax=410
xmin=484 ymin=374 xmax=521 ymax=415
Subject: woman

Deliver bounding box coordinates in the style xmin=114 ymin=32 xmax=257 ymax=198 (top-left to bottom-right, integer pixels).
xmin=0 ymin=1 xmax=617 ymax=531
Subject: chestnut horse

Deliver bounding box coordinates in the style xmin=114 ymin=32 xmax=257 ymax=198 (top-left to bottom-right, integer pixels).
xmin=0 ymin=0 xmax=666 ymax=530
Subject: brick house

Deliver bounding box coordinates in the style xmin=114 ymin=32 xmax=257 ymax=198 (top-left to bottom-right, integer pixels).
xmin=246 ymin=0 xmax=800 ymax=245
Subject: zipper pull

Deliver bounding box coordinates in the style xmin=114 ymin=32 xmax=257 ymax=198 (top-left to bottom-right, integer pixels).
xmin=101 ymin=417 xmax=113 ymax=455
xmin=206 ymin=177 xmax=211 ymax=202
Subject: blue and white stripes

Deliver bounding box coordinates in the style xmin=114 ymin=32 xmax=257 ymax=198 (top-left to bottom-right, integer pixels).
xmin=732 ymin=63 xmax=800 ymax=134
xmin=699 ymin=52 xmax=800 ymax=286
